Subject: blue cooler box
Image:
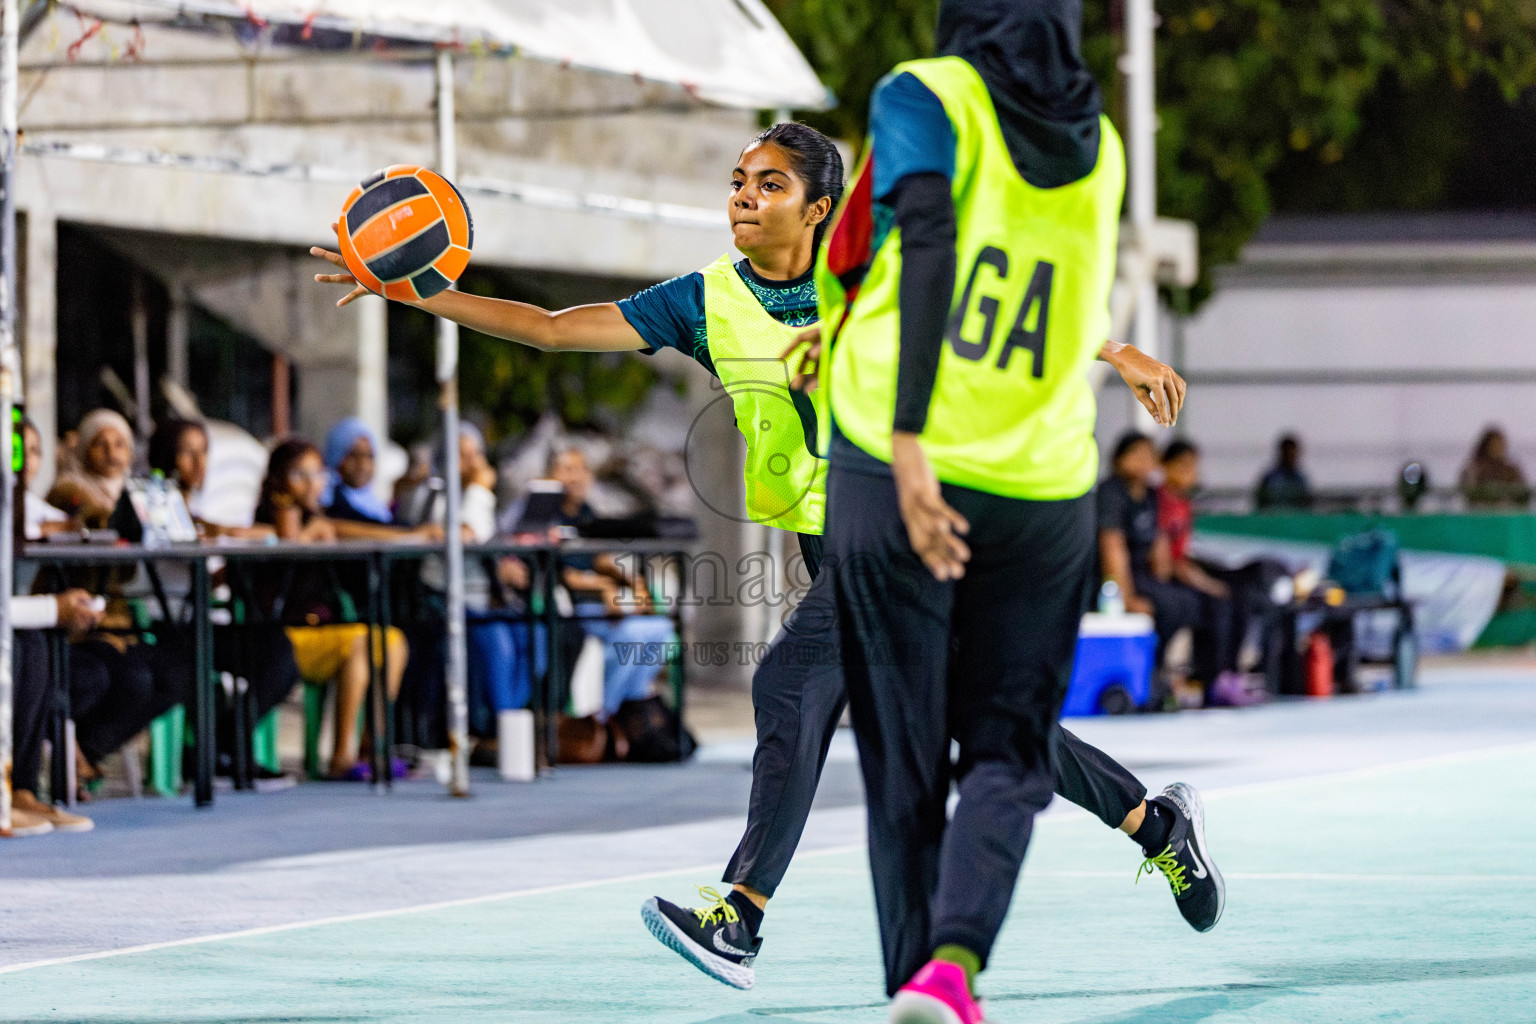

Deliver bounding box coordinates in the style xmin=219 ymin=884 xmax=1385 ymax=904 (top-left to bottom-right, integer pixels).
xmin=1062 ymin=612 xmax=1156 ymax=716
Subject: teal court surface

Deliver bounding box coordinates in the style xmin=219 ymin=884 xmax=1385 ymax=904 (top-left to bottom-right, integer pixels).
xmin=3 ymin=664 xmax=1535 ymax=1023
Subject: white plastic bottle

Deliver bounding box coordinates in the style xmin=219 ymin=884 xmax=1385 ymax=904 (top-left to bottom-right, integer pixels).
xmin=1098 ymin=579 xmax=1125 ymax=616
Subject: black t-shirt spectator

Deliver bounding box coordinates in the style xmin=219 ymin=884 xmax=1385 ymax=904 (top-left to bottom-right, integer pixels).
xmin=1256 ymin=466 xmax=1312 ymax=510
xmin=1097 ymin=476 xmax=1159 ymax=579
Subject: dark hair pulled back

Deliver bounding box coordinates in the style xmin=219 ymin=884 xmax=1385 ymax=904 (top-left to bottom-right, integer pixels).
xmin=147 ymin=418 xmax=208 ymax=482
xmin=745 ymin=122 xmax=845 ymax=249
xmin=1111 ymin=431 xmax=1153 ymax=466
xmin=259 ymin=438 xmax=321 ymax=512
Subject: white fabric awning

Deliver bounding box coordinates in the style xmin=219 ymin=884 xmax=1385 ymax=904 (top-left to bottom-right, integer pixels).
xmin=54 ymin=0 xmax=832 ymax=111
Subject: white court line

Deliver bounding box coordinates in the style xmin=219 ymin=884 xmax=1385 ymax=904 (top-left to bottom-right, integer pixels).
xmin=5 ymin=738 xmax=1535 ymax=977
xmin=1033 ymin=871 xmax=1536 ymax=882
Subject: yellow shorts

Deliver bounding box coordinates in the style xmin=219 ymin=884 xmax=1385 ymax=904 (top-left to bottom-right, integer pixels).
xmin=286 ymin=624 xmax=408 ymax=684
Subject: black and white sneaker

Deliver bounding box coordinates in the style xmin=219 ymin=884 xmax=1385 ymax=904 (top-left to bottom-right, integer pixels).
xmin=1139 ymin=782 xmax=1225 ymax=932
xmin=641 ymin=887 xmax=762 ymax=990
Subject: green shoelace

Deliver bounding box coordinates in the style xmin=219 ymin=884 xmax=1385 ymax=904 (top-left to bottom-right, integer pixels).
xmin=691 ymin=886 xmax=741 ymax=928
xmin=1138 ymin=844 xmax=1190 ymax=896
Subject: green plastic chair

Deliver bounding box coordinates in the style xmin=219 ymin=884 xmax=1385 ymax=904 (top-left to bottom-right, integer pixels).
xmin=147 ymin=704 xmax=280 ymax=795
xmin=147 ymin=704 xmax=185 ymax=798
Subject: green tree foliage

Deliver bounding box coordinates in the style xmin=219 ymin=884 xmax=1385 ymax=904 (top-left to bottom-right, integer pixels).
xmin=766 ymin=0 xmax=1536 ymax=299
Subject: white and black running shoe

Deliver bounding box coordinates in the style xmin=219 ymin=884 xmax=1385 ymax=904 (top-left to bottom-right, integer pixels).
xmin=641 ymin=887 xmax=762 ymax=990
xmin=1139 ymin=782 xmax=1225 ymax=932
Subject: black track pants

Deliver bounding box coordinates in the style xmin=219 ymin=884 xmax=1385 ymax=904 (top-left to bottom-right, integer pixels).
xmin=827 ymin=466 xmax=1096 ymax=995
xmin=723 ymin=499 xmax=1144 ymax=904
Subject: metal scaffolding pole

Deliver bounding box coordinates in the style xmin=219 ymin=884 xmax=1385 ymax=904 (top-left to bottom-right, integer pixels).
xmin=436 ymin=49 xmax=470 ymax=798
xmin=0 ymin=0 xmax=19 ymax=836
xmin=1125 ymin=0 xmax=1160 ymax=425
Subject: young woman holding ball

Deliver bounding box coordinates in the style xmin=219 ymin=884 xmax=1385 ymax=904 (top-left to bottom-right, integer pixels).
xmin=311 ymin=121 xmax=1200 ymax=991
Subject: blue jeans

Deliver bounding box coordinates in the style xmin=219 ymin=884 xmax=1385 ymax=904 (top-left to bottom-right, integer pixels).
xmin=572 ymin=604 xmax=678 ymax=720
xmin=466 ymin=612 xmax=548 ymax=737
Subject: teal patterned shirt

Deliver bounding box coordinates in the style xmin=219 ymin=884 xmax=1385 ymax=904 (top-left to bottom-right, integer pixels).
xmin=616 ymin=259 xmax=817 ymax=378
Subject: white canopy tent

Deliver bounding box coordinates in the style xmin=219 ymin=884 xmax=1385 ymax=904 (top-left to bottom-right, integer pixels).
xmin=0 ymin=0 xmax=828 ymax=827
xmin=50 ymin=0 xmax=831 ymax=110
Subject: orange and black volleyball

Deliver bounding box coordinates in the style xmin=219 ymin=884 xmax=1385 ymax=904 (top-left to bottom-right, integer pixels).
xmin=337 ymin=165 xmax=473 ymax=301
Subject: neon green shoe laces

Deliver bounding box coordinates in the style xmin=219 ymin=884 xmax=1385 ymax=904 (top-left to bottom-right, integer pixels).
xmin=691 ymin=887 xmax=741 ymax=928
xmin=1138 ymin=844 xmax=1189 ymax=896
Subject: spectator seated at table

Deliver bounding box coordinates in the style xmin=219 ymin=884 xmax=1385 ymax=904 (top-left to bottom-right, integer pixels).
xmin=322 ymin=418 xmax=443 ymax=545
xmin=549 ymin=447 xmax=676 ymax=721
xmin=47 ymin=409 xmax=134 ymax=527
xmin=67 ymin=622 xmax=196 ymax=797
xmin=1159 ymin=439 xmax=1264 ymax=707
xmin=20 ymin=418 xmax=72 ymax=540
xmin=402 ymin=423 xmax=546 ymax=754
xmin=147 ymin=417 xmax=298 ymax=789
xmin=147 ymin=418 xmax=273 ymax=541
xmin=30 ymin=413 xmax=199 ymax=791
xmin=6 ymin=585 xmax=102 ymax=837
xmin=1459 ymin=426 xmax=1531 ymax=509
xmin=254 ymin=439 xmax=408 ymax=782
xmin=1098 ymin=433 xmax=1243 ymax=707
xmin=1254 ymin=433 xmax=1313 ymax=511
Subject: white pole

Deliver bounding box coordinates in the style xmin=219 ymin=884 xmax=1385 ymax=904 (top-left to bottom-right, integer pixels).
xmin=436 ymin=50 xmax=470 ymax=798
xmin=1125 ymin=0 xmax=1159 ymax=427
xmin=0 ymin=0 xmax=19 ymax=835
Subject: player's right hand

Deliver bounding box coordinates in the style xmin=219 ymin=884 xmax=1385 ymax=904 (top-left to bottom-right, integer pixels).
xmin=311 ymin=224 xmax=372 ymax=308
xmin=781 ymin=327 xmax=822 ymax=393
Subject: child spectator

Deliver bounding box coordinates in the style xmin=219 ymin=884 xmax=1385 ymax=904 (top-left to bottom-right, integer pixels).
xmin=1160 ymin=440 xmax=1260 ymax=706
xmin=254 ymin=439 xmax=409 ymax=781
xmin=1099 ymin=433 xmax=1246 ymax=706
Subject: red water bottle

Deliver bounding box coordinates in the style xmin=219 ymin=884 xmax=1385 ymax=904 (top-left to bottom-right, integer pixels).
xmin=1305 ymin=632 xmax=1334 ymax=698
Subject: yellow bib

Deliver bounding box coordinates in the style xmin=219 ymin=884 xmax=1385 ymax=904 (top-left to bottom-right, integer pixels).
xmin=701 ymin=257 xmax=828 ymax=534
xmin=822 ymin=57 xmax=1125 ymax=500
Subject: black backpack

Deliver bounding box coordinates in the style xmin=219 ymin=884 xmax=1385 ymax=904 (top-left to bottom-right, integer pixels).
xmin=612 ymin=696 xmax=697 ymax=763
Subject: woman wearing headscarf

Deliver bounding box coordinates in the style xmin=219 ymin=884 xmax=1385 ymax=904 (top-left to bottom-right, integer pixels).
xmin=40 ymin=409 xmax=194 ymax=793
xmin=321 ymin=417 xmax=444 ymax=542
xmin=48 ymin=409 xmax=134 ymax=526
xmin=797 ymin=1 xmax=1211 ymax=1016
xmin=401 ymin=423 xmax=543 ymax=750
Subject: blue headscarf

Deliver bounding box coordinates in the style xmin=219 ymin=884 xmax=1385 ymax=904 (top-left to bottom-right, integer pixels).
xmin=322 ymin=417 xmax=393 ymax=523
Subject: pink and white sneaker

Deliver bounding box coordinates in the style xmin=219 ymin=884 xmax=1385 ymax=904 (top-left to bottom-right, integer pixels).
xmin=889 ymin=960 xmax=985 ymax=1024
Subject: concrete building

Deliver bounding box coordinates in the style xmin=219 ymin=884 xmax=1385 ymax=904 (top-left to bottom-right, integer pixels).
xmin=15 ymin=3 xmax=825 ymax=475
xmin=1095 ymin=213 xmax=1536 ymax=498
xmin=15 ymin=1 xmax=825 ymax=686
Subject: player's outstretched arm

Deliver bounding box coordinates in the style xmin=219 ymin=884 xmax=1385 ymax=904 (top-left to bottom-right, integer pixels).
xmin=1100 ymin=340 xmax=1185 ymax=427
xmin=310 ymin=243 xmax=648 ymax=354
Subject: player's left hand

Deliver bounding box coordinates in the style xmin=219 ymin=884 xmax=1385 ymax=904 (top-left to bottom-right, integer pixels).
xmin=1104 ymin=341 xmax=1185 ymax=427
xmin=892 ymin=432 xmax=970 ymax=581
xmin=311 ymin=224 xmax=372 ymax=308
xmin=781 ymin=327 xmax=822 ymax=392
